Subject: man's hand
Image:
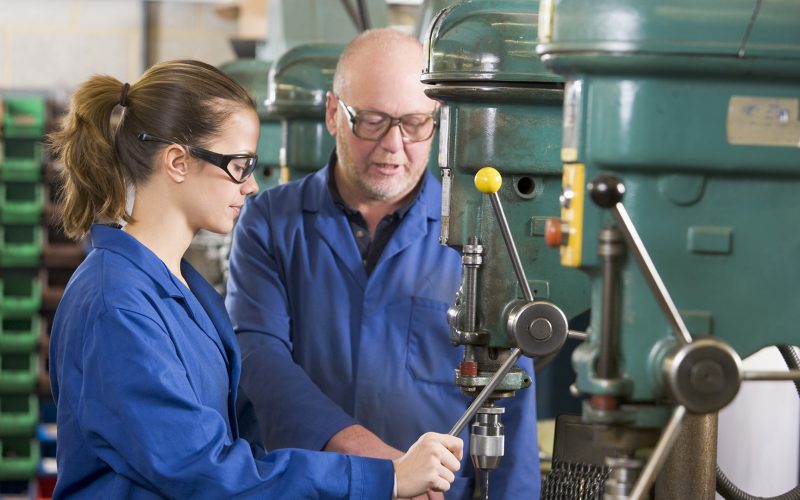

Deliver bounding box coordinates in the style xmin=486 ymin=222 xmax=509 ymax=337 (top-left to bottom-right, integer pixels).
xmin=393 ymin=432 xmax=463 ymax=498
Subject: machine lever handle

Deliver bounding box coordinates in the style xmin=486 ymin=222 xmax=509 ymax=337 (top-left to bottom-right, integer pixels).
xmin=449 ymin=348 xmax=523 ymax=437
xmin=475 ymin=167 xmax=534 ymax=302
xmin=588 ymin=176 xmax=693 ymax=345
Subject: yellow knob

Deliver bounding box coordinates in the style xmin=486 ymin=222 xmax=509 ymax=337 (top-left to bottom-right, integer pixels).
xmin=474 ymin=167 xmax=502 ymax=194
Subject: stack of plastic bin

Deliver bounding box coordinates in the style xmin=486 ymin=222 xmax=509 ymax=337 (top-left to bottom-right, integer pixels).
xmin=38 ymin=99 xmax=86 ymax=499
xmin=35 ymin=162 xmax=79 ymax=500
xmin=1 ymin=95 xmax=46 ymax=496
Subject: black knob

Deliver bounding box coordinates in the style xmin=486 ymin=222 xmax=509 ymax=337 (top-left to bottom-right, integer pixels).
xmin=588 ymin=175 xmax=625 ymax=208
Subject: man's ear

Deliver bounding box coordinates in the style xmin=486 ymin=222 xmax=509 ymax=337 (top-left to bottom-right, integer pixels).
xmin=161 ymin=144 xmax=189 ymax=183
xmin=325 ymin=91 xmax=338 ymax=137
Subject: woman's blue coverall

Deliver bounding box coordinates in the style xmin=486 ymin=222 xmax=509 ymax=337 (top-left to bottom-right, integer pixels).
xmin=49 ymin=224 xmax=393 ymax=499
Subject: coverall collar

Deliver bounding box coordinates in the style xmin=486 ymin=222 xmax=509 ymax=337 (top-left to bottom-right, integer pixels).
xmin=302 ymin=149 xmax=441 ymax=222
xmin=90 ymin=224 xmax=187 ymax=299
xmin=300 ymin=151 xmax=442 ymax=287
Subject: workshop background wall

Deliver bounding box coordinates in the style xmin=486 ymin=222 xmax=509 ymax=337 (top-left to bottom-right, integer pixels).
xmin=0 ymin=1 xmax=238 ymax=93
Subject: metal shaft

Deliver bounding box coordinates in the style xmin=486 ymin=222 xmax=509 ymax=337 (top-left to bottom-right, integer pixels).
xmin=611 ymin=203 xmax=693 ymax=345
xmin=629 ymin=405 xmax=688 ymax=500
xmin=479 ymin=469 xmax=489 ymax=500
xmin=464 ymin=269 xmax=478 ymax=332
xmin=449 ymin=348 xmax=523 ymax=436
xmin=598 ymin=226 xmax=622 ymax=379
xmin=655 ymin=412 xmax=717 ymax=500
xmin=463 ymin=236 xmax=482 ymax=333
xmin=742 ymin=369 xmax=800 ymax=381
xmin=489 ymin=192 xmax=534 ymax=302
xmin=568 ymin=330 xmax=588 ymax=341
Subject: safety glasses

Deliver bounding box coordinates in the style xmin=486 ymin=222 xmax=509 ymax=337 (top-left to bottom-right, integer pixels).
xmin=138 ymin=132 xmax=258 ymax=184
xmin=336 ymin=95 xmax=437 ymax=143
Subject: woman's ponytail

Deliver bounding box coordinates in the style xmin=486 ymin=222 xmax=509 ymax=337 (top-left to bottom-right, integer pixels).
xmin=48 ymin=75 xmax=130 ymax=240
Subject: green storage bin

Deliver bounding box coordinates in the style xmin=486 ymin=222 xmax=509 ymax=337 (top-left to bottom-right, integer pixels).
xmin=0 ymin=437 xmax=40 ymax=480
xmin=0 ymin=139 xmax=43 ymax=181
xmin=0 ymin=314 xmax=40 ymax=353
xmin=3 ymin=97 xmax=46 ymax=138
xmin=0 ymin=224 xmax=42 ymax=267
xmin=0 ymin=352 xmax=38 ymax=393
xmin=0 ymin=395 xmax=38 ymax=437
xmin=0 ymin=181 xmax=44 ymax=223
xmin=0 ymin=270 xmax=42 ymax=314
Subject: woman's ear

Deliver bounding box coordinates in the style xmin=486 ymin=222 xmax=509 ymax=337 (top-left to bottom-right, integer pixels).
xmin=161 ymin=144 xmax=189 ymax=183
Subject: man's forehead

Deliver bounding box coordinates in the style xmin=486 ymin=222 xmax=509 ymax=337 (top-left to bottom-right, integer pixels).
xmin=341 ymin=88 xmax=435 ymax=116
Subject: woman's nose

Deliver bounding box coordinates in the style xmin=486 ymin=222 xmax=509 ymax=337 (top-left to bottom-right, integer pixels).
xmin=243 ymin=173 xmax=259 ymax=196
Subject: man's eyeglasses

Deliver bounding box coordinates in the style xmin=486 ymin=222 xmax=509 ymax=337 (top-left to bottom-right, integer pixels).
xmin=137 ymin=133 xmax=258 ymax=184
xmin=336 ymin=96 xmax=437 ymax=143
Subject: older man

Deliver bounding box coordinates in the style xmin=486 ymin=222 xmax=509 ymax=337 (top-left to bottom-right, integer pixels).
xmin=227 ymin=28 xmax=540 ymax=499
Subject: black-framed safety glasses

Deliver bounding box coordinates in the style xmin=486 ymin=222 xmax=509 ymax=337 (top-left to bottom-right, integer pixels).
xmin=336 ymin=95 xmax=437 ymax=143
xmin=137 ymin=133 xmax=258 ymax=184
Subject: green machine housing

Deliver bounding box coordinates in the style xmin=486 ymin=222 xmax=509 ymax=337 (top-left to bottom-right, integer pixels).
xmin=536 ymin=0 xmax=800 ymax=496
xmin=538 ymin=0 xmax=800 ymax=420
xmin=423 ymin=0 xmax=589 ymax=394
xmin=219 ymin=58 xmax=282 ymax=190
xmin=266 ymin=44 xmax=343 ymax=181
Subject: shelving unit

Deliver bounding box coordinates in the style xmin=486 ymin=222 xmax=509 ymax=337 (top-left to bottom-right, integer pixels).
xmin=0 ymin=94 xmax=80 ymax=500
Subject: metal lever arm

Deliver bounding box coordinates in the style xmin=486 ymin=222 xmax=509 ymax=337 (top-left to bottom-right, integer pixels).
xmin=743 ymin=370 xmax=800 ymax=381
xmin=449 ymin=348 xmax=523 ymax=436
xmin=588 ymin=176 xmax=693 ymax=345
xmin=475 ymin=167 xmax=534 ymax=302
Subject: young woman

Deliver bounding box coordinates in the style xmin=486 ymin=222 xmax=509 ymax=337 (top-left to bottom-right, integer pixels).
xmin=47 ymin=59 xmax=462 ymax=499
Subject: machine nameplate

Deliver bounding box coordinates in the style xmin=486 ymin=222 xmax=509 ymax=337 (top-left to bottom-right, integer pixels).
xmin=727 ymin=96 xmax=800 ymax=148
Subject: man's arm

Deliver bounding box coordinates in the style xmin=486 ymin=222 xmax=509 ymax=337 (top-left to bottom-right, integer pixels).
xmin=325 ymin=424 xmax=404 ymax=458
xmin=235 ymin=330 xmax=360 ymax=451
xmin=227 ymin=197 xmax=369 ymax=452
xmin=227 ymin=198 xmax=361 ymax=450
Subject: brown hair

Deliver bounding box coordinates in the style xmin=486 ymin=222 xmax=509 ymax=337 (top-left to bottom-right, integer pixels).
xmin=48 ymin=59 xmax=255 ymax=240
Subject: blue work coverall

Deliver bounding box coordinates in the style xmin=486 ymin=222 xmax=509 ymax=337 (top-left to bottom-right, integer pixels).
xmin=226 ymin=163 xmax=541 ymax=499
xmin=49 ymin=224 xmax=393 ymax=499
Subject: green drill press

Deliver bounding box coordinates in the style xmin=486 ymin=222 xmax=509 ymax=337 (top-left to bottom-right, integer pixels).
xmin=265 ymin=44 xmax=343 ymax=181
xmin=422 ymin=0 xmax=590 ymax=496
xmin=537 ymin=0 xmax=800 ymax=497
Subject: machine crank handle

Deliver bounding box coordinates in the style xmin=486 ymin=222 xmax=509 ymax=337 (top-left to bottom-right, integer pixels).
xmin=475 ymin=167 xmax=534 ymax=302
xmin=588 ymin=176 xmax=693 ymax=346
xmin=449 ymin=348 xmax=523 ymax=436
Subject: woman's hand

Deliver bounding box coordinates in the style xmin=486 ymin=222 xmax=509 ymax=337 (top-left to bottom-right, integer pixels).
xmin=393 ymin=432 xmax=463 ymax=498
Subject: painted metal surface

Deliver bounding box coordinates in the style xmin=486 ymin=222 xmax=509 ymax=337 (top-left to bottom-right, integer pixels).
xmin=266 ymin=44 xmax=343 ymax=180
xmin=425 ymin=0 xmax=589 ymax=359
xmin=537 ymin=0 xmax=800 ymax=418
